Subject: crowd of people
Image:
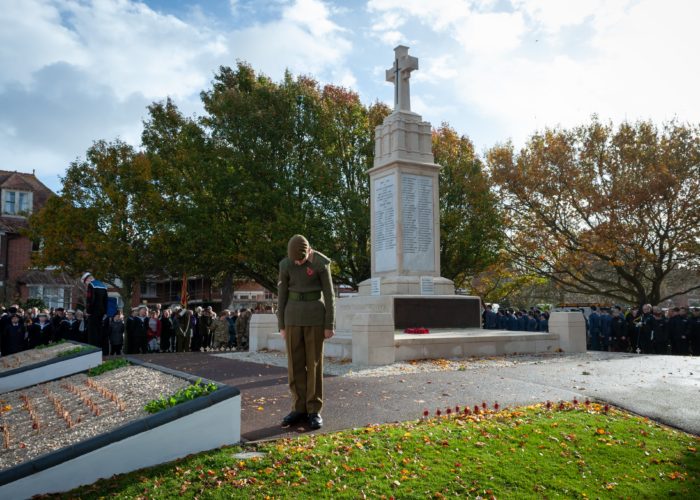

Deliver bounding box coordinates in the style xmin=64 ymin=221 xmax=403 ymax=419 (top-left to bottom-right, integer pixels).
xmin=585 ymin=304 xmax=699 ymax=355
xmin=0 ymin=303 xmax=255 ymax=357
xmin=481 ymin=303 xmax=699 ymax=356
xmin=482 ymin=305 xmax=550 ymax=332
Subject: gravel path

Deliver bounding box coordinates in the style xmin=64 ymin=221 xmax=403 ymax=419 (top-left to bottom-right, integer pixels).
xmin=0 ymin=365 xmax=189 ymax=471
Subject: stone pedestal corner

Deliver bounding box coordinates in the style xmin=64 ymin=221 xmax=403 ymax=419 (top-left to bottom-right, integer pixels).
xmin=249 ymin=313 xmax=278 ymax=352
xmin=549 ymin=311 xmax=587 ymax=353
xmin=352 ymin=312 xmax=395 ymax=366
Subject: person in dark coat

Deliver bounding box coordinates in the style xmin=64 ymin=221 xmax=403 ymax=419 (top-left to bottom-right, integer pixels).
xmin=190 ymin=308 xmax=202 ymax=352
xmin=124 ymin=307 xmax=138 ymax=354
xmin=82 ymin=272 xmax=108 ymax=348
xmin=690 ymin=308 xmax=700 ymax=356
xmin=26 ymin=317 xmax=43 ymax=349
xmin=526 ymin=311 xmax=539 ymax=331
xmin=160 ymin=308 xmax=175 ymax=352
xmin=507 ymin=309 xmax=518 ymax=331
xmin=668 ymin=307 xmax=690 ymax=355
xmin=33 ymin=313 xmax=53 ymax=346
xmin=2 ymin=314 xmax=26 ymax=356
xmin=132 ymin=306 xmax=149 ymax=354
xmin=588 ymin=306 xmax=601 ymax=351
xmin=60 ymin=310 xmax=79 ymax=341
xmin=609 ymin=306 xmax=628 ymax=352
xmin=626 ymin=308 xmax=639 ymax=353
xmin=227 ymin=310 xmax=237 ymax=349
xmin=109 ymin=312 xmax=125 ymax=355
xmin=599 ymin=309 xmax=612 ymax=351
xmin=652 ymin=307 xmax=670 ymax=355
xmin=637 ymin=304 xmax=654 ymax=353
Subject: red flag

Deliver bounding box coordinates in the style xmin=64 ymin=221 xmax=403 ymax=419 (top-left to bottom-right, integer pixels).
xmin=180 ymin=274 xmax=189 ymax=308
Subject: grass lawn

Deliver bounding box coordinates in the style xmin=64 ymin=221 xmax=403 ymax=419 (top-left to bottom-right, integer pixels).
xmin=53 ymin=402 xmax=698 ymax=499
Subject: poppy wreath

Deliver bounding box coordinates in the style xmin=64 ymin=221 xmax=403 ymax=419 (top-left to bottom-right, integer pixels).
xmin=404 ymin=327 xmax=430 ymax=334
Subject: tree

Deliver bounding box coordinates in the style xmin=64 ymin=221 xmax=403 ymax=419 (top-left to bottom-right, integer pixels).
xmin=433 ymin=124 xmax=503 ymax=289
xmin=186 ymin=63 xmax=387 ymax=291
xmin=315 ymin=87 xmax=389 ymax=287
xmin=488 ymin=119 xmax=700 ymax=306
xmin=28 ymin=139 xmax=159 ymax=310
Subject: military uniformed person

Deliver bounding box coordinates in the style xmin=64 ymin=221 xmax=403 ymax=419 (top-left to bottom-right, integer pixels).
xmin=277 ymin=235 xmax=335 ymax=430
xmin=82 ymin=272 xmax=108 ymax=351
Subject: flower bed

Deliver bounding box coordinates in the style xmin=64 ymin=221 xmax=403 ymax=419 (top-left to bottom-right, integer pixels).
xmin=0 ymin=342 xmax=87 ymax=374
xmin=0 ymin=342 xmax=102 ymax=394
xmin=0 ymin=359 xmax=241 ymax=499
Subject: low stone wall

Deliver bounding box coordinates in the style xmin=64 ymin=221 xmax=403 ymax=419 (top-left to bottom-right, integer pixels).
xmin=249 ymin=311 xmax=588 ymax=366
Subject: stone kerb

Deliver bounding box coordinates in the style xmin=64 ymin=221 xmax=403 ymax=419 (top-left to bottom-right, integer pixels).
xmin=352 ymin=312 xmax=395 ymax=366
xmin=549 ymin=311 xmax=587 ymax=353
xmin=249 ymin=313 xmax=279 ymax=352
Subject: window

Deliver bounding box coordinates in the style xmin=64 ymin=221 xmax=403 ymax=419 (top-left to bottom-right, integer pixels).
xmin=2 ymin=190 xmax=32 ymax=215
xmin=140 ymin=282 xmax=157 ymax=297
xmin=28 ymin=285 xmax=69 ymax=309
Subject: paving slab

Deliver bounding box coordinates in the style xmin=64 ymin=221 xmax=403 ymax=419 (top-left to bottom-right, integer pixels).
xmin=132 ymin=351 xmax=700 ymax=442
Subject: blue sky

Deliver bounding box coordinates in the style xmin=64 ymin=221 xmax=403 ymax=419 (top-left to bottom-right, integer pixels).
xmin=1 ymin=0 xmax=699 ymax=192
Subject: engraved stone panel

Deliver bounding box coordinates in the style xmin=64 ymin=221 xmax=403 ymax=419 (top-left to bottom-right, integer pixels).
xmin=401 ymin=173 xmax=434 ymax=272
xmin=373 ymin=173 xmax=397 ymax=272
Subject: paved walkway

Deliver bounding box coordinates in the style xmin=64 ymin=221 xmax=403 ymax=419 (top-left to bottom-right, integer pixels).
xmin=132 ymin=351 xmax=700 ymax=442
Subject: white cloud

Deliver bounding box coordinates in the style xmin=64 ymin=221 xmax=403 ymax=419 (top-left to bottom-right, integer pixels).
xmin=0 ymin=0 xmax=355 ymax=189
xmin=0 ymin=0 xmax=86 ymax=89
xmin=366 ymin=0 xmax=700 ymax=150
xmin=226 ymin=0 xmax=352 ymax=81
xmin=453 ymin=11 xmax=526 ymax=55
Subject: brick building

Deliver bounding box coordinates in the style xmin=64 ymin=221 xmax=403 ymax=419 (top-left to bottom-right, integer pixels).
xmin=133 ymin=276 xmax=276 ymax=311
xmin=0 ymin=170 xmax=80 ymax=308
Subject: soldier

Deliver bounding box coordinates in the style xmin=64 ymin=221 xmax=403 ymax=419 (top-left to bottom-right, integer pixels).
xmin=278 ymin=235 xmax=335 ymax=430
xmin=82 ymin=272 xmax=108 ymax=349
xmin=235 ymin=308 xmax=251 ymax=350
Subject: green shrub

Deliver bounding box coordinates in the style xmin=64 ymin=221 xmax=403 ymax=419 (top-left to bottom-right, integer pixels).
xmin=88 ymin=358 xmax=130 ymax=377
xmin=144 ymin=379 xmax=218 ymax=414
xmin=36 ymin=340 xmax=67 ymax=350
xmin=56 ymin=346 xmax=91 ymax=357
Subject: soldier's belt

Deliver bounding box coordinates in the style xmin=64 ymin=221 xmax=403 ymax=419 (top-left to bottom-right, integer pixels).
xmin=288 ymin=291 xmax=321 ymax=301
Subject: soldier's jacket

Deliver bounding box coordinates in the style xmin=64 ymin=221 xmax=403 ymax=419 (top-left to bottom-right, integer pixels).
xmin=211 ymin=318 xmax=229 ymax=345
xmin=277 ymin=251 xmax=335 ymax=330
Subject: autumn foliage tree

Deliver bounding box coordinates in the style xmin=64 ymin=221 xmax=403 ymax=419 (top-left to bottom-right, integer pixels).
xmin=28 ymin=139 xmax=159 ymax=308
xmin=433 ymin=124 xmax=502 ymax=289
xmin=488 ymin=119 xmax=700 ymax=306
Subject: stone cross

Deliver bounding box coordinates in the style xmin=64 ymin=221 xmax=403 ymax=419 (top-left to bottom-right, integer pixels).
xmin=385 ymin=45 xmax=418 ymax=112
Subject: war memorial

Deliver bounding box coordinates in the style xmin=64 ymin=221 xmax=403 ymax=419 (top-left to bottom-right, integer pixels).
xmin=250 ymin=46 xmax=586 ymax=364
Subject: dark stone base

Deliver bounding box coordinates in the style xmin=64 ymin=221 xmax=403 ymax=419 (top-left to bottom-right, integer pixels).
xmin=393 ymin=296 xmax=481 ymax=329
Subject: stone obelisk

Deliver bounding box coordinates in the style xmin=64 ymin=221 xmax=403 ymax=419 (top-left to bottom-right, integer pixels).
xmin=334 ymin=46 xmax=481 ymax=363
xmin=359 ymin=45 xmax=454 ymax=295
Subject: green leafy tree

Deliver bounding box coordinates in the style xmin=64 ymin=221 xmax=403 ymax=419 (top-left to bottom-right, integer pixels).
xmin=488 ymin=119 xmax=700 ymax=306
xmin=433 ymin=124 xmax=503 ymax=289
xmin=315 ymin=87 xmax=390 ymax=287
xmin=28 ymin=139 xmax=159 ymax=310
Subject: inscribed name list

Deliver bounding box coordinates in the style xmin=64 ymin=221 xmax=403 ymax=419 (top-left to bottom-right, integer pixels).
xmin=374 ymin=173 xmax=397 ymax=272
xmin=401 ymin=173 xmax=435 ymax=272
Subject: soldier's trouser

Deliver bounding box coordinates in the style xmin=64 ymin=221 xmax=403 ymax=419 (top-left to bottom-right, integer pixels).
xmin=176 ymin=333 xmax=187 ymax=352
xmin=285 ymin=325 xmax=325 ymax=414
